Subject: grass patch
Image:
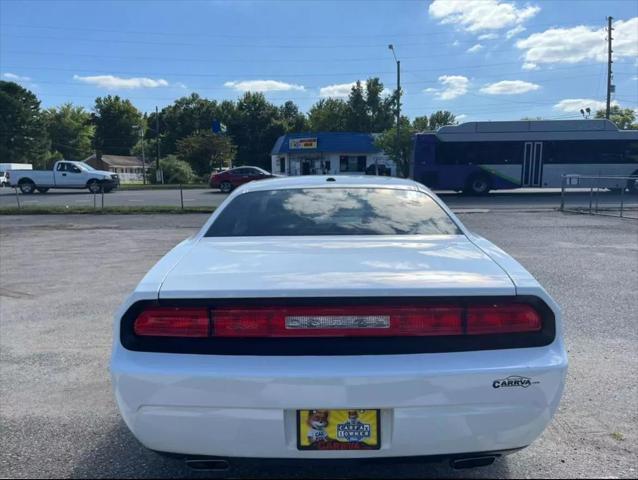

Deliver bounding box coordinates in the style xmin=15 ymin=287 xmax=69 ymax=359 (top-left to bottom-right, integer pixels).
xmin=118 ymin=184 xmax=209 ymax=190
xmin=610 ymin=432 xmax=625 ymax=442
xmin=0 ymin=205 xmax=215 ymax=215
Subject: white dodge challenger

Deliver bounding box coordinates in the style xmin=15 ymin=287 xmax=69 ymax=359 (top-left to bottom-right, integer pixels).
xmin=111 ymin=176 xmax=567 ymax=471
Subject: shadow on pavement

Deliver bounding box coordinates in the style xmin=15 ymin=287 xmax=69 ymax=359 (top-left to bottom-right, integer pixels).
xmin=71 ymin=419 xmax=511 ymax=479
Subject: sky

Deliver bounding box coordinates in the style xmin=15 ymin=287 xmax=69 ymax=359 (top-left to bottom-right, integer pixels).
xmin=1 ymin=0 xmax=637 ymax=122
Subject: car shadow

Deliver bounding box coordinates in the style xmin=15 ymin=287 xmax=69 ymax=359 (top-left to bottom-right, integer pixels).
xmin=70 ymin=419 xmax=511 ymax=479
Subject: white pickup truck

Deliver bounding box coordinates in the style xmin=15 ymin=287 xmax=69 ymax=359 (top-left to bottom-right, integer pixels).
xmin=8 ymin=160 xmax=119 ymax=194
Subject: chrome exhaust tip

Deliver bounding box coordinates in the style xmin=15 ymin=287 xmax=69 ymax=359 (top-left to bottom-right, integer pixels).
xmin=450 ymin=456 xmax=496 ymax=469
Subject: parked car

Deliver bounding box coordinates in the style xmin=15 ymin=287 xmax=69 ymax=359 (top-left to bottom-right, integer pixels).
xmin=0 ymin=163 xmax=32 ymax=187
xmin=209 ymin=166 xmax=275 ymax=193
xmin=111 ymin=175 xmax=567 ymax=471
xmin=8 ymin=160 xmax=119 ymax=194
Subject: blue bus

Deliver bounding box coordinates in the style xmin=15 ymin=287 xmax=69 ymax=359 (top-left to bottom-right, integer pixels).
xmin=411 ymin=120 xmax=638 ymax=194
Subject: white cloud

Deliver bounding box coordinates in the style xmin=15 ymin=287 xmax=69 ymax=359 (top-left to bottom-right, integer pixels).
xmin=3 ymin=72 xmax=31 ymax=82
xmin=516 ymin=17 xmax=638 ymax=67
xmin=73 ymin=75 xmax=169 ymax=89
xmin=428 ymin=0 xmax=539 ymax=32
xmin=452 ymin=40 xmax=460 ymax=46
xmin=553 ymin=98 xmax=618 ymax=113
xmin=224 ymin=80 xmax=305 ymax=93
xmin=425 ymin=75 xmax=470 ymax=100
xmin=522 ymin=62 xmax=538 ymax=70
xmin=478 ymin=33 xmax=498 ymax=40
xmin=506 ymin=25 xmax=526 ymax=39
xmin=456 ymin=114 xmax=468 ymax=122
xmin=319 ymin=80 xmax=390 ymax=98
xmin=319 ymin=82 xmax=357 ymax=98
xmin=480 ymin=80 xmax=541 ymax=95
xmin=467 ymin=43 xmax=484 ymax=53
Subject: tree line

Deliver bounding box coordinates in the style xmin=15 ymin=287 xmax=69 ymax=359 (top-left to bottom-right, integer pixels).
xmin=2 ymin=79 xmax=634 ymax=182
xmin=0 ymin=78 xmax=461 ymax=182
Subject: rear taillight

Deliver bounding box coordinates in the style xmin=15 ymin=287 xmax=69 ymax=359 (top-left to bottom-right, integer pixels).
xmin=213 ymin=306 xmax=463 ymax=337
xmin=467 ymin=304 xmax=541 ymax=334
xmin=132 ymin=303 xmax=542 ymax=338
xmin=134 ymin=307 xmax=209 ymax=337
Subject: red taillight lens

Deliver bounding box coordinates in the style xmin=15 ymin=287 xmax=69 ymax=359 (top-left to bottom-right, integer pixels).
xmin=134 ymin=307 xmax=209 ymax=337
xmin=213 ymin=306 xmax=463 ymax=337
xmin=466 ymin=303 xmax=541 ymax=334
xmin=132 ymin=304 xmax=542 ymax=338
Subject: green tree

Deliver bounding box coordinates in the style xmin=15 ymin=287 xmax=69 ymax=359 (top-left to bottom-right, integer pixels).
xmin=345 ymin=81 xmax=370 ymax=132
xmin=374 ymin=116 xmax=414 ymax=177
xmin=308 ymin=98 xmax=348 ymax=131
xmin=176 ymin=131 xmax=236 ymax=175
xmin=226 ymin=92 xmax=284 ymax=169
xmin=150 ymin=155 xmax=195 ymax=184
xmin=43 ymin=103 xmax=93 ymax=160
xmin=412 ymin=115 xmax=429 ymax=132
xmin=91 ymin=95 xmax=142 ymax=155
xmin=429 ymin=110 xmax=457 ymax=130
xmin=365 ymin=78 xmax=395 ymax=132
xmin=0 ymin=81 xmax=50 ymax=167
xmin=150 ymin=93 xmax=220 ymax=155
xmin=595 ymin=106 xmax=637 ymax=130
xmin=278 ymin=101 xmax=308 ymax=132
xmin=311 ymin=78 xmax=395 ymax=133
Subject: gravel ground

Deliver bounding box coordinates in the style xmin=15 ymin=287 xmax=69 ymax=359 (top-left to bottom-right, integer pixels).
xmin=1 ymin=211 xmax=636 ymax=479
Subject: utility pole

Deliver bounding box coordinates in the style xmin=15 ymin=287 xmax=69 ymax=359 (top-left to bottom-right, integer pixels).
xmin=155 ymin=106 xmax=163 ymax=184
xmin=137 ymin=125 xmax=147 ymax=185
xmin=606 ymin=16 xmax=614 ymax=120
xmin=389 ymin=45 xmax=401 ymax=175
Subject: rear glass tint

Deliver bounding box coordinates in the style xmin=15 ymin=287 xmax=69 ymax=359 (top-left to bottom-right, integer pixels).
xmin=205 ymin=188 xmax=461 ymax=236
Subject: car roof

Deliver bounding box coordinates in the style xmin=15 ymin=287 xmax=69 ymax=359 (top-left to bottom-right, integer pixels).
xmin=238 ymin=175 xmax=426 ymax=193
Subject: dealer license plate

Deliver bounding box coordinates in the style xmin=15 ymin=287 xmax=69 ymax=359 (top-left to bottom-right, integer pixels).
xmin=297 ymin=409 xmax=380 ymax=450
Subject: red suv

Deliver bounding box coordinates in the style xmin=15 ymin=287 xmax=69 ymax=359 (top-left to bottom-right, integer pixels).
xmin=209 ymin=166 xmax=275 ymax=193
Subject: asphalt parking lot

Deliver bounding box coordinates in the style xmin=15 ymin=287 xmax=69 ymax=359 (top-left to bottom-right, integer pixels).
xmin=1 ymin=210 xmax=637 ymax=478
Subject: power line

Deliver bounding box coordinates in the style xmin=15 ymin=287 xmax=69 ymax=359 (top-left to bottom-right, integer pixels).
xmin=0 ymin=61 xmax=612 ymax=80
xmin=10 ymin=72 xmax=606 ymax=93
xmin=0 ymin=18 xmax=606 ymax=41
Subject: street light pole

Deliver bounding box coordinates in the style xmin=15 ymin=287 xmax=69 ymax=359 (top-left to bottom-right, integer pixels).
xmin=389 ymin=45 xmax=401 ymax=176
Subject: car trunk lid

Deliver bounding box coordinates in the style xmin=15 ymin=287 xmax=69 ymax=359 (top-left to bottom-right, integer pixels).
xmin=158 ymin=236 xmax=515 ymax=299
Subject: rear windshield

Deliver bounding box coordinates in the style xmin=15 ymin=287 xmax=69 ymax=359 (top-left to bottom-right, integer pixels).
xmin=205 ymin=188 xmax=461 ymax=236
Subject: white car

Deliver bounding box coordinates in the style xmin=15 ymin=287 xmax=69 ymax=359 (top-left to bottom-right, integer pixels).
xmin=111 ymin=176 xmax=567 ymax=472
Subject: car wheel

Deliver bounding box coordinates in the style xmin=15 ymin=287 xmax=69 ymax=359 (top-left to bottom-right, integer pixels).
xmin=87 ymin=180 xmax=102 ymax=194
xmin=36 ymin=187 xmax=49 ymax=193
xmin=628 ymin=176 xmax=638 ymax=195
xmin=464 ymin=174 xmax=491 ymax=195
xmin=19 ymin=181 xmax=35 ymax=194
xmin=220 ymin=181 xmax=233 ymax=193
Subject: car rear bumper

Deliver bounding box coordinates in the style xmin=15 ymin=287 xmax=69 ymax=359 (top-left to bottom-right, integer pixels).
xmin=111 ymin=342 xmax=567 ymax=458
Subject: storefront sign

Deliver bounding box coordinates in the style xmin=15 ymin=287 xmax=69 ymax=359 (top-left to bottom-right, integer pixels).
xmin=289 ymin=138 xmax=317 ymax=149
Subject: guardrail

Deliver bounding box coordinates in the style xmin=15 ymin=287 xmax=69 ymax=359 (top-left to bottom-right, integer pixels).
xmin=560 ymin=174 xmax=638 ymax=219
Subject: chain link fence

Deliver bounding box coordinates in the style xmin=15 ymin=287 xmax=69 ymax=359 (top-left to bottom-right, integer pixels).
xmin=2 ymin=183 xmax=220 ymax=212
xmin=560 ymin=174 xmax=638 ymax=219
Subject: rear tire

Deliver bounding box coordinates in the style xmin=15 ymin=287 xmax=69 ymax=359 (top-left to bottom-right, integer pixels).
xmin=36 ymin=187 xmax=49 ymax=193
xmin=220 ymin=181 xmax=233 ymax=193
xmin=464 ymin=174 xmax=491 ymax=195
xmin=19 ymin=181 xmax=35 ymax=194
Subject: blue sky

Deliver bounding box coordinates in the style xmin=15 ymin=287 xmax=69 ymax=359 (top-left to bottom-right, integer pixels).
xmin=1 ymin=0 xmax=637 ymax=121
